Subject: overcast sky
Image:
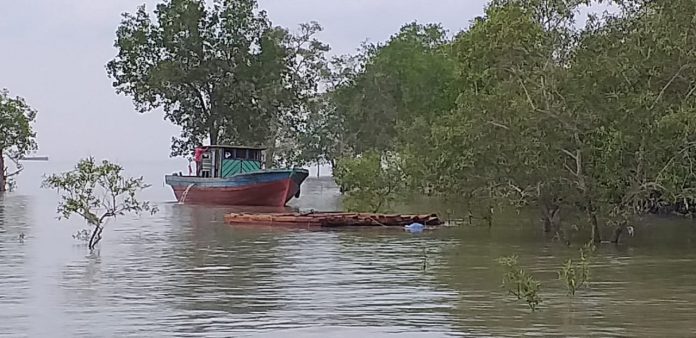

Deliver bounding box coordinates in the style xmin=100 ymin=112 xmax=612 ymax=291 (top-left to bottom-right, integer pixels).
xmin=0 ymin=0 xmax=493 ymax=163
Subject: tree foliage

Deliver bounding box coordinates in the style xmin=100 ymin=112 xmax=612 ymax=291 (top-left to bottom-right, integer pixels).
xmin=42 ymin=158 xmax=157 ymax=250
xmin=333 ymin=151 xmax=404 ymax=212
xmin=496 ymin=255 xmax=542 ymax=311
xmin=0 ymin=88 xmax=37 ymax=192
xmin=107 ymin=0 xmax=329 ymax=162
xmin=327 ymin=23 xmax=458 ymax=158
xmin=558 ymin=241 xmax=595 ymax=296
xmin=310 ymin=0 xmax=696 ymax=242
xmin=292 ymin=54 xmax=365 ymax=168
xmin=438 ymin=0 xmax=603 ymax=239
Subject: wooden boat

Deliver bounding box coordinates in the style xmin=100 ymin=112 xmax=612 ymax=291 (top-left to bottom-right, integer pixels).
xmin=165 ymin=145 xmax=309 ymax=206
xmin=224 ymin=211 xmax=444 ymax=228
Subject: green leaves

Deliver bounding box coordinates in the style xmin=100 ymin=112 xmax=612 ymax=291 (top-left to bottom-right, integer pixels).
xmin=325 ymin=23 xmax=458 ymax=157
xmin=0 ymin=88 xmax=38 ymax=191
xmin=391 ymin=0 xmax=696 ymax=225
xmin=42 ymin=158 xmax=157 ymax=250
xmin=497 ymin=241 xmax=596 ymax=312
xmin=333 ymin=151 xmax=404 ymax=213
xmin=496 ymin=255 xmax=543 ymax=311
xmin=107 ymin=0 xmax=329 ymax=158
xmin=0 ymin=88 xmax=37 ymax=154
xmin=558 ymin=242 xmax=594 ymax=296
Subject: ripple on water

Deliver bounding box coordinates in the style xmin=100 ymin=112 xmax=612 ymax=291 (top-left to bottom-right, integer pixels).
xmin=2 ymin=176 xmax=696 ymax=337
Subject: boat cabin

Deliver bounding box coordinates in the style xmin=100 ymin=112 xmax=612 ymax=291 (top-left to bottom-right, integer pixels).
xmin=197 ymin=145 xmax=265 ymax=178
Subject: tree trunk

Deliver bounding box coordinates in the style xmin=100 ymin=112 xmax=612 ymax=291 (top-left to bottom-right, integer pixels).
xmin=0 ymin=149 xmax=5 ymax=192
xmin=586 ymin=196 xmax=601 ymax=243
xmin=264 ymin=120 xmax=279 ymax=169
xmin=541 ymin=204 xmax=561 ymax=235
xmin=540 ymin=195 xmax=560 ymax=233
xmin=485 ymin=203 xmax=494 ymax=229
xmin=88 ymin=224 xmax=104 ymax=251
xmin=265 ymin=139 xmax=276 ymax=169
xmin=209 ymin=124 xmax=219 ymax=146
xmin=571 ymin=143 xmax=600 ymax=244
xmin=611 ymin=225 xmax=624 ymax=244
xmin=265 ymin=147 xmax=275 ymax=168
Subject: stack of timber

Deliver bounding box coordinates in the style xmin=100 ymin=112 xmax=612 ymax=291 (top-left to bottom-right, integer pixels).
xmin=223 ymin=211 xmax=444 ymax=228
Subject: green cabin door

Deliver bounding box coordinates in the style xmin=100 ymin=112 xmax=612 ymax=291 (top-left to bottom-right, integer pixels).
xmin=220 ymin=159 xmax=262 ymax=177
xmin=212 ymin=147 xmax=264 ymax=178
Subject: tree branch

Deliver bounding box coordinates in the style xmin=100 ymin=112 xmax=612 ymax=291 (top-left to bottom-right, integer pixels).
xmin=563 ymin=163 xmax=576 ymax=176
xmin=650 ymin=64 xmax=690 ymax=110
xmin=518 ymin=78 xmax=537 ymax=111
xmin=187 ymin=83 xmax=211 ymax=114
xmin=487 ymin=121 xmax=510 ymax=130
xmin=561 ymin=148 xmax=578 ymax=161
xmin=5 ymin=168 xmax=23 ymax=178
xmin=684 ymin=83 xmax=696 ymax=102
xmin=3 ymin=155 xmax=24 ymax=178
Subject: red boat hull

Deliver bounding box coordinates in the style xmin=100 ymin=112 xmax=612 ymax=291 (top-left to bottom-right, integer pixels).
xmin=165 ymin=169 xmax=309 ymax=207
xmin=171 ymin=178 xmax=298 ymax=206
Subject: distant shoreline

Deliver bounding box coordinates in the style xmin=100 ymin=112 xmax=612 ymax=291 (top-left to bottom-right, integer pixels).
xmin=19 ymin=156 xmax=49 ymax=161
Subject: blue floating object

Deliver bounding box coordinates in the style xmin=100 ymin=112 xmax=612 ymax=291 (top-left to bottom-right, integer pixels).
xmin=405 ymin=222 xmax=425 ymax=233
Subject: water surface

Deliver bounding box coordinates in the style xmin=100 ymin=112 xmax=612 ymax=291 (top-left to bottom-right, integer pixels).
xmin=1 ymin=161 xmax=696 ymax=337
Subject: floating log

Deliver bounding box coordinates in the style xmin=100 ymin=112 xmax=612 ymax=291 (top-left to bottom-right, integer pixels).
xmin=223 ymin=211 xmax=444 ymax=228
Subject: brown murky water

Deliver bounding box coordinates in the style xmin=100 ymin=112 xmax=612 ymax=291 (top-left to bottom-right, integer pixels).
xmin=1 ymin=161 xmax=696 ymax=337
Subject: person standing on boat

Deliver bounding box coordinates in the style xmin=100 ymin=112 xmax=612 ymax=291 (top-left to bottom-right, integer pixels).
xmin=194 ymin=145 xmax=207 ymax=176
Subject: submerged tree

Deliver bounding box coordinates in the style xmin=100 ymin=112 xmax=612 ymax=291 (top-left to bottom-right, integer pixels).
xmin=270 ymin=0 xmax=696 ymax=243
xmin=106 ymin=0 xmax=329 ymax=160
xmin=42 ymin=158 xmax=157 ymax=251
xmin=0 ymin=88 xmax=37 ymax=192
xmin=333 ymin=151 xmax=404 ymax=212
xmin=496 ymin=255 xmax=542 ymax=311
xmin=571 ymin=0 xmax=696 ymax=225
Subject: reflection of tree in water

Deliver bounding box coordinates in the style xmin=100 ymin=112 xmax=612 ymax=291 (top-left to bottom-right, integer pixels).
xmin=0 ymin=194 xmax=32 ymax=335
xmin=291 ymin=177 xmax=342 ymax=211
xmin=324 ymin=230 xmax=460 ymax=330
xmin=161 ymin=203 xmax=289 ymax=334
xmin=0 ymin=194 xmax=4 ymax=227
xmin=0 ymin=193 xmax=32 ymax=236
xmin=253 ymin=224 xmax=462 ymax=331
xmin=428 ymin=218 xmax=696 ymax=337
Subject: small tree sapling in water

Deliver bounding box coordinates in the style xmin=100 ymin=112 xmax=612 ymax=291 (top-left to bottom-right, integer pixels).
xmin=496 ymin=255 xmax=542 ymax=311
xmin=42 ymin=158 xmax=157 ymax=250
xmin=558 ymin=240 xmax=596 ymax=296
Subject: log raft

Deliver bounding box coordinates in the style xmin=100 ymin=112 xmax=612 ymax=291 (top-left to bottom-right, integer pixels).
xmin=223 ymin=211 xmax=444 ymax=228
